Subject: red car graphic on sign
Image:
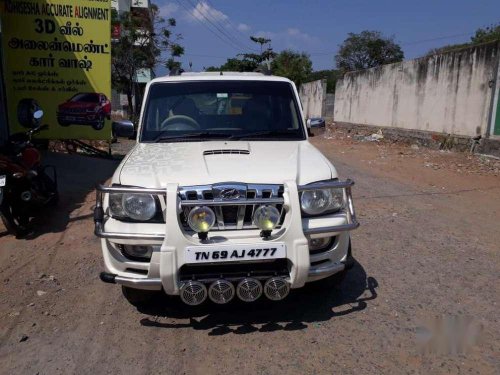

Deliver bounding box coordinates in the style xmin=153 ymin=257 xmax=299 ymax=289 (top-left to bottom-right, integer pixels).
xmin=57 ymin=93 xmax=111 ymax=130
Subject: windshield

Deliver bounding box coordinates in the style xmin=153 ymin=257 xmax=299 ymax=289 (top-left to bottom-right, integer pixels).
xmin=70 ymin=93 xmax=99 ymax=103
xmin=140 ymin=80 xmax=305 ymax=142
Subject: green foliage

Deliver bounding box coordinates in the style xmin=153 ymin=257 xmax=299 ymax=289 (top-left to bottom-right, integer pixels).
xmin=335 ymin=30 xmax=404 ymax=73
xmin=307 ymin=69 xmax=340 ymax=93
xmin=427 ymin=23 xmax=500 ymax=55
xmin=205 ymin=57 xmax=259 ymax=72
xmin=271 ymin=50 xmax=313 ymax=86
xmin=111 ymin=3 xmax=183 ymax=116
xmin=205 ymin=35 xmax=276 ymax=73
xmin=471 ymin=24 xmax=500 ymax=44
xmin=250 ymin=36 xmax=271 ymax=46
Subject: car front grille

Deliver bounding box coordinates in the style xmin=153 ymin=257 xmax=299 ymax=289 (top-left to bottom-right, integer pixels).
xmin=60 ymin=108 xmax=88 ymax=114
xmin=178 ymin=183 xmax=285 ymax=231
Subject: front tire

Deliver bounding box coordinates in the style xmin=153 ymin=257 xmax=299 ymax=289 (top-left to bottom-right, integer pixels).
xmin=0 ymin=203 xmax=31 ymax=238
xmin=92 ymin=114 xmax=105 ymax=130
xmin=58 ymin=119 xmax=70 ymax=127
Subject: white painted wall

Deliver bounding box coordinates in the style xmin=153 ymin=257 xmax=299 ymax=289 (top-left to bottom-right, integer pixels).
xmin=334 ymin=42 xmax=500 ymax=137
xmin=299 ymin=79 xmax=326 ymax=119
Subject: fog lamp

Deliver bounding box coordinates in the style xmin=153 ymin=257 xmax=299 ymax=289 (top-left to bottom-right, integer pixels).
xmin=253 ymin=205 xmax=280 ymax=237
xmin=120 ymin=245 xmax=153 ymax=261
xmin=188 ymin=206 xmax=215 ymax=239
xmin=308 ymin=237 xmax=334 ymax=252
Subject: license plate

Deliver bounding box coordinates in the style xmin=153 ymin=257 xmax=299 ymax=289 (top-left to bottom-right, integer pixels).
xmin=185 ymin=243 xmax=286 ymax=264
xmin=0 ymin=175 xmax=5 ymax=187
xmin=66 ymin=117 xmax=76 ymax=121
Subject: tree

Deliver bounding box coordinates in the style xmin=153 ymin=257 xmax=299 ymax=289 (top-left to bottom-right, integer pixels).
xmin=307 ymin=69 xmax=340 ymax=93
xmin=111 ymin=4 xmax=183 ymax=118
xmin=205 ymin=57 xmax=258 ymax=72
xmin=271 ymin=50 xmax=312 ymax=86
xmin=205 ymin=35 xmax=276 ymax=72
xmin=335 ymin=31 xmax=404 ymax=73
xmin=250 ymin=36 xmax=271 ymax=53
xmin=471 ymin=24 xmax=500 ymax=44
xmin=427 ymin=23 xmax=500 ymax=55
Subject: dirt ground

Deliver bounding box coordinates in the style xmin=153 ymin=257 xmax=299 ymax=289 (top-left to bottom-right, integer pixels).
xmin=1 ymin=129 xmax=499 ymax=374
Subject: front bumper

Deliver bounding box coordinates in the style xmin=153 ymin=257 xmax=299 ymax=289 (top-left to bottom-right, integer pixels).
xmin=57 ymin=112 xmax=101 ymax=124
xmin=94 ymin=180 xmax=359 ymax=294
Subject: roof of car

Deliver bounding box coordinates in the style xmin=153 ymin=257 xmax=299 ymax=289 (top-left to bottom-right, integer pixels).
xmin=150 ymin=72 xmax=294 ymax=84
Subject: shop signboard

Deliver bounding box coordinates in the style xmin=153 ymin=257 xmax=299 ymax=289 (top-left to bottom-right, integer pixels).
xmin=0 ymin=0 xmax=112 ymax=139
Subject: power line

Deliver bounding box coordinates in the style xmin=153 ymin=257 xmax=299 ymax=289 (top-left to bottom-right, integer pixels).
xmin=183 ymin=53 xmax=228 ymax=59
xmin=204 ymin=0 xmax=260 ymax=52
xmin=173 ymin=0 xmax=247 ymax=53
xmin=189 ymin=0 xmax=259 ymax=53
xmin=307 ymin=31 xmax=475 ymax=56
xmin=399 ymin=32 xmax=474 ymax=46
xmin=181 ymin=0 xmax=254 ymax=53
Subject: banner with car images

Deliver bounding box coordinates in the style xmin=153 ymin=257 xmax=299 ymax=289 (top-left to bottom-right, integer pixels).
xmin=0 ymin=0 xmax=112 ymax=139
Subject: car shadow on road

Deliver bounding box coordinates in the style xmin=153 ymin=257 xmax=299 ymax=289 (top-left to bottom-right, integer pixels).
xmin=137 ymin=259 xmax=378 ymax=335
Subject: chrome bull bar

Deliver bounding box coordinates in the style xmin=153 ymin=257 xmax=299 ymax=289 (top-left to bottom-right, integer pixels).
xmin=94 ymin=185 xmax=167 ymax=240
xmin=94 ymin=179 xmax=358 ymax=240
xmin=298 ymin=179 xmax=360 ymax=235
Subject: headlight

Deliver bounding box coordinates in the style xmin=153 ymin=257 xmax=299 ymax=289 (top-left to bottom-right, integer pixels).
xmin=122 ymin=193 xmax=156 ymax=221
xmin=300 ymin=188 xmax=344 ymax=216
xmin=253 ymin=205 xmax=281 ymax=231
xmin=188 ymin=206 xmax=216 ymax=233
xmin=109 ymin=193 xmax=125 ymax=217
xmin=109 ymin=191 xmax=160 ymax=222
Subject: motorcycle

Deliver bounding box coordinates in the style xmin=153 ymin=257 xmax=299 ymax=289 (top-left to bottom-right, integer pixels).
xmin=0 ymin=110 xmax=58 ymax=237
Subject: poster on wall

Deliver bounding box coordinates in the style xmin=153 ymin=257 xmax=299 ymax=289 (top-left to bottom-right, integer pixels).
xmin=0 ymin=0 xmax=112 ymax=140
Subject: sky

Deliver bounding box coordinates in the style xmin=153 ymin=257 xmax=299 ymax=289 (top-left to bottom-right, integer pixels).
xmin=154 ymin=0 xmax=500 ymax=74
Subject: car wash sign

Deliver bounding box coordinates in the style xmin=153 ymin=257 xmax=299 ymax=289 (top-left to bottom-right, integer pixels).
xmin=0 ymin=0 xmax=112 ymax=140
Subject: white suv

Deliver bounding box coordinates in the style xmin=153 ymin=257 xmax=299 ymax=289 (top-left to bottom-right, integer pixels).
xmin=95 ymin=72 xmax=359 ymax=306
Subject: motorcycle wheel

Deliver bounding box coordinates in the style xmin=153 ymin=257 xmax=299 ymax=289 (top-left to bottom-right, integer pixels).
xmin=36 ymin=169 xmax=59 ymax=206
xmin=0 ymin=203 xmax=31 ymax=238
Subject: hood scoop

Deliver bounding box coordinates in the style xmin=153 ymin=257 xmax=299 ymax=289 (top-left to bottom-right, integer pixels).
xmin=203 ymin=149 xmax=250 ymax=156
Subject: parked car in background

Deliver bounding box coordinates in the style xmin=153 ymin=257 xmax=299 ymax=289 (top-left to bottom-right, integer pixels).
xmin=57 ymin=93 xmax=111 ymax=130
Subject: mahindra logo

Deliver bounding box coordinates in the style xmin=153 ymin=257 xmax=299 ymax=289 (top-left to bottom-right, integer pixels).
xmin=220 ymin=188 xmax=241 ymax=200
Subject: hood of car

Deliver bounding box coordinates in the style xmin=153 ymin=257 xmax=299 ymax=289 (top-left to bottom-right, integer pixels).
xmin=116 ymin=140 xmax=337 ymax=187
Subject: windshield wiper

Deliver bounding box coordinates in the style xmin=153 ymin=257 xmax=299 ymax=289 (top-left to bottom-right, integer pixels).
xmin=155 ymin=132 xmax=232 ymax=142
xmin=230 ymin=130 xmax=299 ymax=140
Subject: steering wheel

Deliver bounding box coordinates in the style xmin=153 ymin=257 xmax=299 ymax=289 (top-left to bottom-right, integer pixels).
xmin=160 ymin=115 xmax=200 ymax=131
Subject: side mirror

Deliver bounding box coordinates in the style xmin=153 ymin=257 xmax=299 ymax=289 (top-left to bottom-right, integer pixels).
xmin=112 ymin=120 xmax=134 ymax=138
xmin=308 ymin=118 xmax=325 ymax=128
xmin=306 ymin=119 xmax=313 ymax=137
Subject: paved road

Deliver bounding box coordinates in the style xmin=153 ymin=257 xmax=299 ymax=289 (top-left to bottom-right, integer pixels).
xmin=0 ymin=138 xmax=499 ymax=374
